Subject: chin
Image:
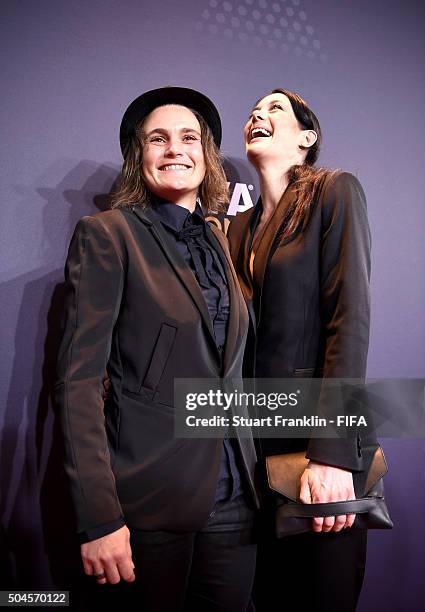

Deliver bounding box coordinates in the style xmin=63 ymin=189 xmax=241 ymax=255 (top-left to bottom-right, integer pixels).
xmin=161 ymin=181 xmax=190 ymax=192
xmin=246 ymin=146 xmax=268 ymax=163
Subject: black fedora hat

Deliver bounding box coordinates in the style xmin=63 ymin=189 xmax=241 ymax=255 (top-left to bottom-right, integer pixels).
xmin=119 ymin=86 xmax=222 ymax=157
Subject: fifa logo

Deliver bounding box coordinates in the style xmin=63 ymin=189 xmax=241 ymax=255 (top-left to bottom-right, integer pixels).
xmin=207 ymin=182 xmax=256 ymax=234
xmin=226 ymin=182 xmax=255 ymax=216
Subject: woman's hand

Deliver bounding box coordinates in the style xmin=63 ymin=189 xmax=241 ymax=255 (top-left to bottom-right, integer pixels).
xmin=299 ymin=461 xmax=356 ymax=533
xmin=81 ymin=525 xmax=136 ymax=585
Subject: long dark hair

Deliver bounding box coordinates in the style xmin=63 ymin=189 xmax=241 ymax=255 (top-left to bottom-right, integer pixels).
xmin=261 ymin=89 xmax=337 ymax=240
xmin=111 ymin=109 xmax=229 ymax=213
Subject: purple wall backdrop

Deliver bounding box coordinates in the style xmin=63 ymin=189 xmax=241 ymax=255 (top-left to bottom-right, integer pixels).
xmin=1 ymin=0 xmax=424 ymax=609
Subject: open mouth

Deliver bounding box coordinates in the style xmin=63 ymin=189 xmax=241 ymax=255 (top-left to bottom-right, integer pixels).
xmin=159 ymin=164 xmax=191 ymax=171
xmin=250 ymin=127 xmax=272 ymax=142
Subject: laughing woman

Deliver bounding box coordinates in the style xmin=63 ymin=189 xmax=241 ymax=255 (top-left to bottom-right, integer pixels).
xmin=228 ymin=89 xmax=375 ymax=612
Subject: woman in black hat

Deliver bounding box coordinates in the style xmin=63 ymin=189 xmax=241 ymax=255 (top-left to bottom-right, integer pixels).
xmin=56 ymin=87 xmax=258 ymax=611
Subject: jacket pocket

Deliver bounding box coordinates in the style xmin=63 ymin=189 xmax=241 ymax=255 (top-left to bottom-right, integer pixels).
xmin=292 ymin=367 xmax=315 ymax=378
xmin=140 ymin=323 xmax=177 ymax=393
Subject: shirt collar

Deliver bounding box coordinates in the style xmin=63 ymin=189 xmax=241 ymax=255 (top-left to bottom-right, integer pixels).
xmin=151 ymin=199 xmax=205 ymax=233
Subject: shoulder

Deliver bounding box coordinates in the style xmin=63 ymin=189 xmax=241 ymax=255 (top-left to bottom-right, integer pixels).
xmin=321 ymin=171 xmax=366 ymax=203
xmin=318 ymin=170 xmax=367 ymax=220
xmin=74 ymin=208 xmax=141 ymax=238
xmin=315 ymin=171 xmax=370 ymax=242
xmin=71 ymin=209 xmax=138 ymax=266
xmin=79 ymin=208 xmax=130 ymax=228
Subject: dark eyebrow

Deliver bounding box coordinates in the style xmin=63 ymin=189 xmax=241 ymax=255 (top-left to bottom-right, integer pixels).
xmin=250 ymin=99 xmax=286 ymax=114
xmin=144 ymin=127 xmax=201 ymax=137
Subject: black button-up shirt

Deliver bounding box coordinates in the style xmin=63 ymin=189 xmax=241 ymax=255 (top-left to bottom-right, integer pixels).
xmin=152 ymin=201 xmax=230 ymax=350
xmin=150 ymin=201 xmax=243 ymax=505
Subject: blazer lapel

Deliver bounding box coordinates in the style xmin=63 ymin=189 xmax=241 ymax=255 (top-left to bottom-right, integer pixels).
xmin=232 ymin=206 xmax=260 ymax=333
xmin=205 ymin=223 xmax=242 ymax=374
xmin=252 ymin=183 xmax=297 ymax=294
xmin=132 ymin=207 xmax=217 ymax=347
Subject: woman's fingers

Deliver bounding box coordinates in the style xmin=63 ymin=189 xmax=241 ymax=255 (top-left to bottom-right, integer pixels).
xmin=117 ymin=558 xmax=136 ymax=583
xmin=331 ymin=514 xmax=347 ymax=532
xmin=312 ymin=516 xmax=324 ymax=532
xmin=87 ymin=558 xmax=134 ymax=585
xmin=92 ymin=561 xmax=108 ymax=584
xmin=102 ymin=562 xmax=121 ymax=585
xmin=299 ymin=471 xmax=312 ymax=504
xmin=301 ymin=462 xmax=357 ymax=533
xmin=346 ymin=513 xmax=356 ymax=528
xmin=80 ymin=526 xmax=135 ymax=585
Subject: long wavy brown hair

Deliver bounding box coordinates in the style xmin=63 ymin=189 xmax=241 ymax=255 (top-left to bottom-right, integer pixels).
xmin=260 ymin=89 xmax=338 ymax=241
xmin=111 ymin=108 xmax=229 ymax=213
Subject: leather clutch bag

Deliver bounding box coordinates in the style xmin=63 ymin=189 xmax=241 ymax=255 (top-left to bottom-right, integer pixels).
xmin=266 ymin=447 xmax=393 ymax=537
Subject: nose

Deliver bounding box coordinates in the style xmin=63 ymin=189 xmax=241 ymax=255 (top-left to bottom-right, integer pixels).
xmin=164 ymin=137 xmax=183 ymax=157
xmin=252 ymin=108 xmax=265 ymax=122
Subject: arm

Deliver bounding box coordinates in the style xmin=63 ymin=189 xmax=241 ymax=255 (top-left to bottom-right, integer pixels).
xmin=302 ymin=172 xmax=371 ymax=531
xmin=55 ymin=216 xmax=134 ymax=581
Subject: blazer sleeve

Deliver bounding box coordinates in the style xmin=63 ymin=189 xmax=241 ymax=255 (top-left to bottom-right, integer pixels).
xmin=306 ymin=172 xmax=372 ymax=470
xmin=55 ymin=215 xmax=125 ymax=533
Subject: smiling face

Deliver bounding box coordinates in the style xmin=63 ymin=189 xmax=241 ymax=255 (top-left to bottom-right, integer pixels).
xmin=141 ymin=104 xmax=206 ymax=209
xmin=244 ymin=92 xmax=317 ymax=169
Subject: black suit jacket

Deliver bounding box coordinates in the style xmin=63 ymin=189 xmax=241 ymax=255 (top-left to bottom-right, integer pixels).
xmin=55 ymin=206 xmax=258 ymax=535
xmin=228 ymin=171 xmax=374 ymax=472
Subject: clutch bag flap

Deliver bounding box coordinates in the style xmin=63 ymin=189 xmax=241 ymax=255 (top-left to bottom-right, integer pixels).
xmin=266 ymin=446 xmax=388 ymax=500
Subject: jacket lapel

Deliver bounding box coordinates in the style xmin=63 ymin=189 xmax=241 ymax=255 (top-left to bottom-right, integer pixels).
xmin=252 ymin=183 xmax=297 ymax=294
xmin=205 ymin=223 xmax=242 ymax=374
xmin=232 ymin=206 xmax=260 ymax=333
xmin=132 ymin=207 xmax=217 ymax=349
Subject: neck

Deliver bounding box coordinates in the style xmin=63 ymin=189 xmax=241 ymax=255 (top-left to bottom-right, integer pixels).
xmin=256 ymin=162 xmax=292 ymax=215
xmin=250 ymin=149 xmax=306 ymax=214
xmin=174 ymin=198 xmax=196 ymax=213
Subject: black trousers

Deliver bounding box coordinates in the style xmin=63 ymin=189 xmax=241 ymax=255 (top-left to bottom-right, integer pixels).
xmin=253 ymin=509 xmax=367 ymax=612
xmin=97 ymin=495 xmax=256 ymax=612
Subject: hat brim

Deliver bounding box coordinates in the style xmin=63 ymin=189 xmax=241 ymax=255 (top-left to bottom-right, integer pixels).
xmin=119 ymin=86 xmax=222 ymax=156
